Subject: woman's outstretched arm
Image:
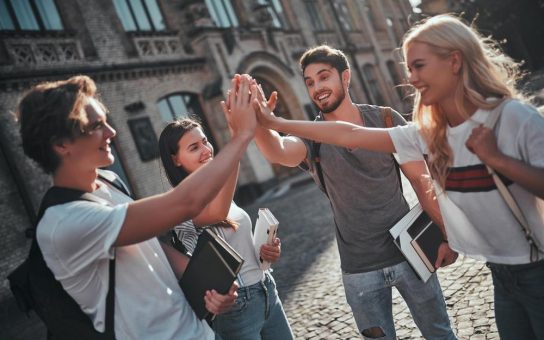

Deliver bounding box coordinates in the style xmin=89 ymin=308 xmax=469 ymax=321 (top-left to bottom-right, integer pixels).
xmin=251 ymin=84 xmax=396 ymax=154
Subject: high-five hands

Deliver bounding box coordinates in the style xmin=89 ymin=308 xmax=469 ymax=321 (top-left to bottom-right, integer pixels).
xmin=222 ymin=74 xmax=281 ymax=131
xmin=221 ymin=74 xmax=258 ymax=139
xmin=250 ymin=82 xmax=281 ymax=129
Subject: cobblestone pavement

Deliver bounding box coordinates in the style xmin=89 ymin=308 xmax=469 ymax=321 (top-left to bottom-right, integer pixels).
xmin=244 ymin=176 xmax=498 ymax=340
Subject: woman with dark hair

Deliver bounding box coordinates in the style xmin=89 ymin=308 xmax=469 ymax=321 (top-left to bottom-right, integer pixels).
xmin=159 ymin=76 xmax=293 ymax=340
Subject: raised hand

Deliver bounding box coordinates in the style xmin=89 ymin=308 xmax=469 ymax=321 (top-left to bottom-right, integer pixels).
xmin=222 ymin=75 xmax=257 ymax=139
xmin=251 ymin=83 xmax=281 ymax=129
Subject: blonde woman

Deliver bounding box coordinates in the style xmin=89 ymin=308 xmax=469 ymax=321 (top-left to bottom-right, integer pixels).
xmin=251 ymin=15 xmax=544 ymax=340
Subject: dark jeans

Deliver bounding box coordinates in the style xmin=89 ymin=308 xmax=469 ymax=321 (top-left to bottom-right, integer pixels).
xmin=487 ymin=260 xmax=544 ymax=340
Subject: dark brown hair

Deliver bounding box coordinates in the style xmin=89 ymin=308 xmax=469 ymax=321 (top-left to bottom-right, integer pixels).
xmin=299 ymin=45 xmax=350 ymax=75
xmin=16 ymin=75 xmax=103 ymax=174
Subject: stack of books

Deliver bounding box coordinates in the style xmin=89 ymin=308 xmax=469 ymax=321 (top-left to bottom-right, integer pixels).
xmin=253 ymin=208 xmax=279 ymax=271
xmin=389 ymin=203 xmax=444 ymax=282
xmin=179 ymin=228 xmax=244 ymax=319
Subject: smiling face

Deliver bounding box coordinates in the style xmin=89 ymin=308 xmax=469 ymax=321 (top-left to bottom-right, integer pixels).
xmin=406 ymin=41 xmax=460 ymax=107
xmin=303 ymin=62 xmax=348 ymax=114
xmin=59 ymin=97 xmax=116 ymax=171
xmin=172 ymin=127 xmax=213 ymax=174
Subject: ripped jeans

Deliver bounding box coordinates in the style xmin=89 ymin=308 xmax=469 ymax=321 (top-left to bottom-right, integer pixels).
xmin=342 ymin=261 xmax=455 ymax=340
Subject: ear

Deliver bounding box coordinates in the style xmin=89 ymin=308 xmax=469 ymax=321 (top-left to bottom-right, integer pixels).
xmin=450 ymin=50 xmax=463 ymax=75
xmin=170 ymin=153 xmax=181 ymax=167
xmin=52 ymin=138 xmax=71 ymax=158
xmin=341 ymin=69 xmax=351 ymax=88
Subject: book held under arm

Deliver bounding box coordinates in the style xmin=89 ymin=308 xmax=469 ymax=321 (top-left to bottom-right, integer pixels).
xmin=179 ymin=228 xmax=244 ymax=320
xmin=389 ymin=203 xmax=444 ymax=282
xmin=253 ymin=208 xmax=279 ymax=271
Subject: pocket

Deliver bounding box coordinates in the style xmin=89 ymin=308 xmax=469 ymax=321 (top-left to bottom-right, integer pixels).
xmin=223 ymin=296 xmax=248 ymax=316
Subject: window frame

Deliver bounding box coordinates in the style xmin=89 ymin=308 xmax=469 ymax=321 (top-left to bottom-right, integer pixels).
xmin=205 ymin=0 xmax=239 ymax=28
xmin=304 ymin=0 xmax=325 ymax=31
xmin=256 ymin=0 xmax=285 ymax=28
xmin=362 ymin=63 xmax=385 ymax=106
xmin=0 ymin=0 xmax=63 ymax=32
xmin=113 ymin=0 xmax=166 ymax=32
xmin=157 ymin=92 xmax=218 ymax=150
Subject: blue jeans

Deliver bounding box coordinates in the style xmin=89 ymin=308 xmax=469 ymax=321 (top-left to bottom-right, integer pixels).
xmin=213 ymin=273 xmax=293 ymax=340
xmin=342 ymin=261 xmax=455 ymax=340
xmin=488 ymin=260 xmax=544 ymax=340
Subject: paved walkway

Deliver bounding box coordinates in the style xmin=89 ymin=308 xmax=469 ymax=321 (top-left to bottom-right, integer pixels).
xmin=244 ymin=176 xmax=498 ymax=339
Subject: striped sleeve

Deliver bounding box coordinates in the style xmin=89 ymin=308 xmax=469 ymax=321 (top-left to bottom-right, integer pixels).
xmin=173 ymin=220 xmax=202 ymax=255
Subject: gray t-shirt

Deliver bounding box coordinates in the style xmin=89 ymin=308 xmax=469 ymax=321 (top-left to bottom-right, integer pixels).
xmin=301 ymin=104 xmax=409 ymax=273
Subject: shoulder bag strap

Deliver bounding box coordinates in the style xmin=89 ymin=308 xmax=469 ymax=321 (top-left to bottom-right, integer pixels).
xmin=483 ymin=99 xmax=542 ymax=261
xmin=380 ymin=106 xmax=403 ymax=193
xmin=313 ymin=141 xmax=328 ymax=197
xmin=310 ymin=113 xmax=328 ymax=197
xmin=36 ymin=186 xmax=117 ymax=338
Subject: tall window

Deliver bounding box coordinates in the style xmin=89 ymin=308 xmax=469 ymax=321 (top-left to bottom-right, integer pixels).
xmin=113 ymin=0 xmax=166 ymax=32
xmin=332 ymin=0 xmax=355 ymax=31
xmin=157 ymin=93 xmax=217 ymax=148
xmin=304 ymin=0 xmax=325 ymax=31
xmin=256 ymin=0 xmax=285 ymax=28
xmin=387 ymin=60 xmax=403 ymax=100
xmin=0 ymin=0 xmax=63 ymax=31
xmin=362 ymin=64 xmax=385 ymax=106
xmin=205 ymin=0 xmax=238 ymax=28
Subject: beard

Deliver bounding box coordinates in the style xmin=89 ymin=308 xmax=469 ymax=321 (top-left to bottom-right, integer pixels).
xmin=318 ymin=87 xmax=346 ymax=114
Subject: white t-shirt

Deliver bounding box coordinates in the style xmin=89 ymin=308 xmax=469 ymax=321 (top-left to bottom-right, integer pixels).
xmin=37 ymin=179 xmax=214 ymax=339
xmin=174 ymin=202 xmax=264 ymax=287
xmin=389 ymin=99 xmax=544 ymax=265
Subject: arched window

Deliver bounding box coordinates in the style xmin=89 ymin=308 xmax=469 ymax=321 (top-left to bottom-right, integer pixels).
xmin=0 ymin=0 xmax=63 ymax=31
xmin=157 ymin=93 xmax=217 ymax=149
xmin=362 ymin=64 xmax=385 ymax=106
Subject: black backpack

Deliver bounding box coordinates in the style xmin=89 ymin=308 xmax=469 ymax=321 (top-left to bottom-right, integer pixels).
xmin=7 ymin=169 xmax=130 ymax=339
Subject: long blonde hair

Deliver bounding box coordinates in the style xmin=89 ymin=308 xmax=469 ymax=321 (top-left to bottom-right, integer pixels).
xmin=402 ymin=14 xmax=523 ymax=188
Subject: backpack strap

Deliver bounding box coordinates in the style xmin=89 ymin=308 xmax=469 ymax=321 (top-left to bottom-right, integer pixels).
xmin=35 ymin=182 xmax=122 ymax=338
xmin=380 ymin=106 xmax=403 ymax=193
xmin=307 ymin=113 xmax=328 ymax=196
xmin=98 ymin=169 xmax=131 ymax=197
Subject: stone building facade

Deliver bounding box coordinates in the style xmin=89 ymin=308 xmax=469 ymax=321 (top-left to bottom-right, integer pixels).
xmin=0 ymin=0 xmax=413 ymax=335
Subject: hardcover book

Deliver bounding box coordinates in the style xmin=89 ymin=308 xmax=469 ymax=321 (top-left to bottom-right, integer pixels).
xmin=253 ymin=208 xmax=279 ymax=271
xmin=389 ymin=203 xmax=443 ymax=282
xmin=179 ymin=228 xmax=244 ymax=319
